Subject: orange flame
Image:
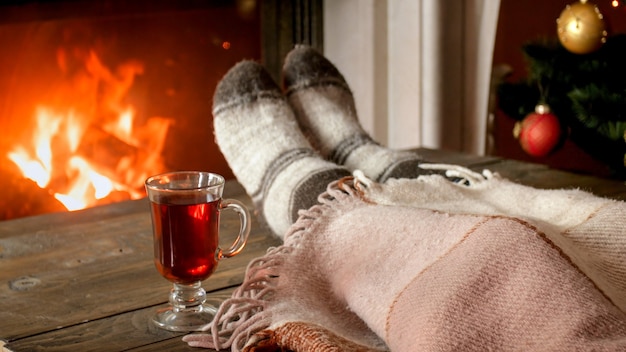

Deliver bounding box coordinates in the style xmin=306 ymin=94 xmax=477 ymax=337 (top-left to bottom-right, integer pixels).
xmin=7 ymin=51 xmax=170 ymax=212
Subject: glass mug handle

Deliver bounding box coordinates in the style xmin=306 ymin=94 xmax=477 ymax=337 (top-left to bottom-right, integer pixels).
xmin=217 ymin=198 xmax=251 ymax=259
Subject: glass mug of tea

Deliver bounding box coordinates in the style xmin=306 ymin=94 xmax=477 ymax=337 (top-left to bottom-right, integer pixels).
xmin=145 ymin=171 xmax=250 ymax=331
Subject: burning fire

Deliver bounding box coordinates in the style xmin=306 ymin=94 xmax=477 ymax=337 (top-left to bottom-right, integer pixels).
xmin=7 ymin=51 xmax=171 ymax=212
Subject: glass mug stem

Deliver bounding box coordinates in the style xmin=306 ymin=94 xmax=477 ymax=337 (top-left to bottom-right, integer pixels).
xmin=145 ymin=171 xmax=251 ymax=332
xmin=170 ymin=282 xmax=206 ymax=312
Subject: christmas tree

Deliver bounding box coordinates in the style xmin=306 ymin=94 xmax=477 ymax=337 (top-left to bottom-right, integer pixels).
xmin=497 ymin=2 xmax=626 ymax=178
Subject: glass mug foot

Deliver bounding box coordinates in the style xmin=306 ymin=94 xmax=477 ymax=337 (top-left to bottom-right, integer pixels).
xmin=152 ymin=304 xmax=217 ymax=332
xmin=151 ymin=282 xmax=226 ymax=332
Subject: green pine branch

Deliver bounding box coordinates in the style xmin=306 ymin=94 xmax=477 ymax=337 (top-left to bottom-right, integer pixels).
xmin=496 ymin=34 xmax=626 ymax=174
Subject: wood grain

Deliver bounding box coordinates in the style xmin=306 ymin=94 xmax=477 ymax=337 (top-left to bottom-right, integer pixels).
xmin=3 ymin=288 xmax=236 ymax=352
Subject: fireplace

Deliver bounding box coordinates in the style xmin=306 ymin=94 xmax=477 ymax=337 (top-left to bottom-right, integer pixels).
xmin=0 ymin=0 xmax=323 ymax=220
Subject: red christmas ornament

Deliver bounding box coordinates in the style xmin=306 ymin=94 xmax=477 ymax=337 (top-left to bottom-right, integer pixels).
xmin=514 ymin=104 xmax=562 ymax=157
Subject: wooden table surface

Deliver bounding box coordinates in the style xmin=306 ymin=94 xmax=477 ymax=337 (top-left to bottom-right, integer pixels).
xmin=1 ymin=148 xmax=624 ymax=351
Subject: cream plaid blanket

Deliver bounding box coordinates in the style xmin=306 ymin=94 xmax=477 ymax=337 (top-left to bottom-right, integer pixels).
xmin=184 ymin=165 xmax=626 ymax=351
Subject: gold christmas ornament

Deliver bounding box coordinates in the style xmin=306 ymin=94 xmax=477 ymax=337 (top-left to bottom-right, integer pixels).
xmin=556 ymin=0 xmax=607 ymax=54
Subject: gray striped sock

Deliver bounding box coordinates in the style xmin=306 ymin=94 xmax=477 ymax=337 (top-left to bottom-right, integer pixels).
xmin=283 ymin=45 xmax=426 ymax=183
xmin=213 ymin=60 xmax=350 ymax=237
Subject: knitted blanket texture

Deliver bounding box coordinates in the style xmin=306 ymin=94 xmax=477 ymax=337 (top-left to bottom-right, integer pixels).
xmin=183 ymin=166 xmax=626 ymax=351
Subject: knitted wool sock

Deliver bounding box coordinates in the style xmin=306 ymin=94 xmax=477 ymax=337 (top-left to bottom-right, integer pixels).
xmin=212 ymin=60 xmax=350 ymax=238
xmin=283 ymin=45 xmax=427 ymax=182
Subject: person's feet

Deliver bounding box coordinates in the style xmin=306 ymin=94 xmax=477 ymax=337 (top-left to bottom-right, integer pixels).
xmin=212 ymin=60 xmax=349 ymax=237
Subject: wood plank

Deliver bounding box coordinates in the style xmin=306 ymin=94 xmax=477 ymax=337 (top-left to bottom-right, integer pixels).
xmin=127 ymin=337 xmax=209 ymax=351
xmin=3 ymin=288 xmax=236 ymax=352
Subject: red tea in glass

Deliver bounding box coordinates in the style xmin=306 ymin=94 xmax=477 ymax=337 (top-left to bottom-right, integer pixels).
xmin=151 ymin=198 xmax=220 ymax=284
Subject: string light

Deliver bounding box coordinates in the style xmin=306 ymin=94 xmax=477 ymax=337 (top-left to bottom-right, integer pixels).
xmin=609 ymin=0 xmax=626 ymax=8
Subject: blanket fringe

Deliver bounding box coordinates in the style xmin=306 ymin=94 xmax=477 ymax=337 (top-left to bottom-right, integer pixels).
xmin=417 ymin=163 xmax=496 ymax=185
xmin=191 ymin=177 xmax=364 ymax=351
